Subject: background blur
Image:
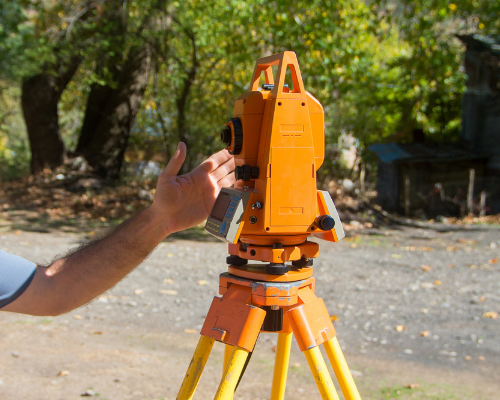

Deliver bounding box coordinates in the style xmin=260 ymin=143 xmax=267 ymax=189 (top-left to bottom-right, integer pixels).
xmin=1 ymin=0 xmax=499 ymax=224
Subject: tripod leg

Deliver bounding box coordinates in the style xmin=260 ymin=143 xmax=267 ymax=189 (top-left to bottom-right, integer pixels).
xmin=223 ymin=344 xmax=232 ymax=372
xmin=223 ymin=345 xmax=234 ymax=400
xmin=324 ymin=337 xmax=362 ymax=400
xmin=214 ymin=346 xmax=249 ymax=400
xmin=177 ymin=335 xmax=215 ymax=400
xmin=270 ymin=332 xmax=292 ymax=400
xmin=303 ymin=346 xmax=340 ymax=400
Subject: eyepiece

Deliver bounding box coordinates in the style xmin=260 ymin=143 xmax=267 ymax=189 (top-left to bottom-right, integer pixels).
xmin=220 ymin=125 xmax=232 ymax=146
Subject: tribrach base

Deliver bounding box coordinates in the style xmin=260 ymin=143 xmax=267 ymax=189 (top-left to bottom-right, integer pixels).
xmin=176 ymin=265 xmax=362 ymax=400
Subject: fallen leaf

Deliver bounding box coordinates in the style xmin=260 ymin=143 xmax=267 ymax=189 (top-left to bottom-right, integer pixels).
xmin=464 ymin=355 xmax=471 ymax=360
xmin=395 ymin=325 xmax=406 ymax=332
xmin=407 ymin=383 xmax=420 ymax=389
xmin=391 ymin=254 xmax=402 ymax=259
xmin=448 ymin=264 xmax=455 ymax=269
xmin=457 ymin=238 xmax=478 ymax=245
xmin=433 ymin=280 xmax=442 ymax=286
xmin=293 ymin=362 xmax=301 ymax=367
xmin=421 ymin=265 xmax=432 ymax=272
xmin=420 ymin=282 xmax=434 ymax=289
xmin=468 ymin=264 xmax=478 ymax=269
xmin=482 ymin=311 xmax=498 ymax=319
xmin=167 ymin=253 xmax=174 ymax=258
xmin=271 ymin=346 xmax=277 ymax=352
xmin=479 ymin=356 xmax=485 ymax=361
xmin=164 ymin=278 xmax=174 ymax=284
xmin=91 ymin=331 xmax=103 ymax=335
xmin=487 ymin=257 xmax=498 ymax=264
xmin=446 ymin=246 xmax=457 ymax=252
xmin=330 ymin=315 xmax=339 ymax=321
xmin=393 ymin=242 xmax=399 ymax=247
xmin=197 ymin=280 xmax=208 ymax=286
xmin=184 ymin=329 xmax=197 ymax=334
xmin=134 ymin=289 xmax=144 ymax=295
xmin=57 ymin=370 xmax=70 ymax=376
xmin=420 ymin=330 xmax=430 ymax=337
xmin=350 ymin=243 xmax=358 ymax=248
xmin=478 ymin=295 xmax=486 ymax=302
xmin=420 ymin=246 xmax=433 ymax=251
xmin=73 ymin=315 xmax=82 ymax=320
xmin=159 ymin=289 xmax=178 ymax=295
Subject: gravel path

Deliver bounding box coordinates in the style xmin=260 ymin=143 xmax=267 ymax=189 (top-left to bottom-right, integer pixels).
xmin=0 ymin=225 xmax=499 ymax=399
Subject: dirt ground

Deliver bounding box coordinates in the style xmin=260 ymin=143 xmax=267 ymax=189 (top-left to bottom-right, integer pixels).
xmin=0 ymin=223 xmax=499 ymax=400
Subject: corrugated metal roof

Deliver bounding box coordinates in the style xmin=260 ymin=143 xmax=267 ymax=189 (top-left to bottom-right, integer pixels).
xmin=369 ymin=142 xmax=485 ymax=164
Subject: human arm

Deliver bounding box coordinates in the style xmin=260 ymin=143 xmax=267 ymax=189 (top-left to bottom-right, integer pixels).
xmin=2 ymin=143 xmax=235 ymax=316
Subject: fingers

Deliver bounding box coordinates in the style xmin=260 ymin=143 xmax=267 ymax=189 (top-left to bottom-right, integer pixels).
xmin=217 ymin=171 xmax=236 ymax=189
xmin=162 ymin=142 xmax=186 ymax=177
xmin=210 ymin=156 xmax=235 ymax=182
xmin=199 ymin=148 xmax=233 ymax=173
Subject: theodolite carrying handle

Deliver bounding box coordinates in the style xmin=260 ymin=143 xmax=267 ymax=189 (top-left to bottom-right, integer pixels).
xmin=249 ymin=51 xmax=306 ymax=99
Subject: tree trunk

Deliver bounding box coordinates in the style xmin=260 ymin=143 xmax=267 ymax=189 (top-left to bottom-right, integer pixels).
xmin=76 ymin=46 xmax=151 ymax=180
xmin=21 ymin=56 xmax=81 ymax=174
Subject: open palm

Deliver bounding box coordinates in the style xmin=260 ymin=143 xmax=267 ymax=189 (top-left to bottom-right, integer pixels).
xmin=151 ymin=143 xmax=236 ymax=236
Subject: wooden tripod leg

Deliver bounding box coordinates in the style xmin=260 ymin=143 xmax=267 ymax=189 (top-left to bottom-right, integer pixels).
xmin=303 ymin=346 xmax=340 ymax=400
xmin=177 ymin=335 xmax=215 ymax=400
xmin=324 ymin=337 xmax=362 ymax=400
xmin=214 ymin=346 xmax=249 ymax=400
xmin=270 ymin=332 xmax=293 ymax=400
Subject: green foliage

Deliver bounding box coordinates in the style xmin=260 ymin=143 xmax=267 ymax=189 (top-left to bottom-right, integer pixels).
xmin=1 ymin=0 xmax=499 ymax=179
xmin=0 ymin=90 xmax=30 ymax=179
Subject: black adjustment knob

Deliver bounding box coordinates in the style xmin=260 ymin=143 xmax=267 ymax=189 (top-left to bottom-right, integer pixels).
xmin=235 ymin=165 xmax=259 ymax=181
xmin=229 ymin=117 xmax=243 ymax=155
xmin=292 ymin=257 xmax=313 ymax=267
xmin=317 ymin=215 xmax=335 ymax=231
xmin=220 ymin=125 xmax=232 ymax=146
xmin=266 ymin=263 xmax=288 ymax=275
xmin=226 ymin=255 xmax=248 ymax=266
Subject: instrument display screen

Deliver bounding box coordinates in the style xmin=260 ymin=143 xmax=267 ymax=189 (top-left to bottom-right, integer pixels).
xmin=211 ymin=191 xmax=231 ymax=222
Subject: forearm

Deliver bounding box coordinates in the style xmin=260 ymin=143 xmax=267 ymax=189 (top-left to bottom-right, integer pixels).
xmin=7 ymin=206 xmax=168 ymax=316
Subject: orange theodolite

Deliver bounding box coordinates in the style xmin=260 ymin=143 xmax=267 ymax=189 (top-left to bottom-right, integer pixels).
xmin=205 ymin=51 xmax=344 ymax=275
xmin=176 ymin=52 xmax=362 ymax=400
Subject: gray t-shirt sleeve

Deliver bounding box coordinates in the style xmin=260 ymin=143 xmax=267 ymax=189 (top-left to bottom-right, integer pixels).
xmin=0 ymin=250 xmax=36 ymax=309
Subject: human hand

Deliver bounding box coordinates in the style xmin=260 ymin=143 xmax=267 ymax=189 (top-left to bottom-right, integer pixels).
xmin=151 ymin=142 xmax=236 ymax=236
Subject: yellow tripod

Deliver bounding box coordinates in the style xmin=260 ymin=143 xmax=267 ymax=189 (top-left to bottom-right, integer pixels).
xmin=176 ymin=265 xmax=362 ymax=400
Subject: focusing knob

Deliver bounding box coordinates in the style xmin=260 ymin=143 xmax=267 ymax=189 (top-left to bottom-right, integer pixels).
xmin=317 ymin=215 xmax=335 ymax=231
xmin=229 ymin=117 xmax=243 ymax=155
xmin=235 ymin=165 xmax=259 ymax=181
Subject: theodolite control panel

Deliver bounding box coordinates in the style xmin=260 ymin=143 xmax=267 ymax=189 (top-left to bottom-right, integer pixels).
xmin=205 ymin=188 xmax=252 ymax=243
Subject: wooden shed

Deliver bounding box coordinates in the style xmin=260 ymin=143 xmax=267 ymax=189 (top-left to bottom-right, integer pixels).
xmin=370 ymin=143 xmax=486 ymax=217
xmin=370 ymin=35 xmax=500 ymax=217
